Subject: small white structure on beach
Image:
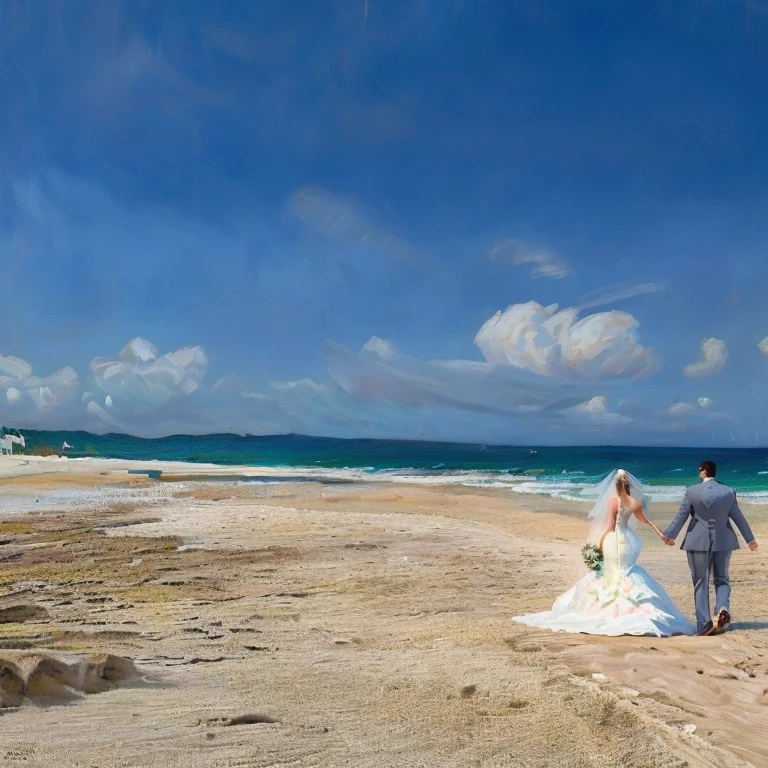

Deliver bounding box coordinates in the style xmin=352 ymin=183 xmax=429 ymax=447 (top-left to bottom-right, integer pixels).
xmin=0 ymin=428 xmax=25 ymax=455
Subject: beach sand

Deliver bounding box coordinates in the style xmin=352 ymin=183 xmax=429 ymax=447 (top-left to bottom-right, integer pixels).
xmin=0 ymin=456 xmax=766 ymax=767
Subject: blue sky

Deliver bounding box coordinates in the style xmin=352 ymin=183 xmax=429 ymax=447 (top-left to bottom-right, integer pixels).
xmin=3 ymin=0 xmax=768 ymax=444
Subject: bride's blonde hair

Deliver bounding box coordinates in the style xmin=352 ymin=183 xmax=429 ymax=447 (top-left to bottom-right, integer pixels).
xmin=615 ymin=469 xmax=631 ymax=496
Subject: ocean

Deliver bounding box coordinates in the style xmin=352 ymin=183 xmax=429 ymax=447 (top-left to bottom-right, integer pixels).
xmin=11 ymin=429 xmax=768 ymax=505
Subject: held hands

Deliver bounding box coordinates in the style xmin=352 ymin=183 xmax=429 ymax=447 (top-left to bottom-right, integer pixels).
xmin=748 ymin=540 xmax=759 ymax=552
xmin=661 ymin=535 xmax=675 ymax=546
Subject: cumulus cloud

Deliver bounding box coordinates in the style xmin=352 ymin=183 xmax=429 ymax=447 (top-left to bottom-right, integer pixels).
xmin=83 ymin=338 xmax=208 ymax=430
xmin=488 ymin=239 xmax=569 ymax=279
xmin=683 ymin=338 xmax=728 ymax=378
xmin=72 ymin=339 xmax=292 ymax=438
xmin=563 ymin=396 xmax=632 ymax=426
xmin=0 ymin=355 xmax=33 ymax=381
xmin=0 ymin=328 xmax=741 ymax=445
xmin=474 ymin=301 xmax=657 ymax=381
xmin=758 ymin=336 xmax=768 ymax=356
xmin=0 ymin=353 xmax=80 ymax=426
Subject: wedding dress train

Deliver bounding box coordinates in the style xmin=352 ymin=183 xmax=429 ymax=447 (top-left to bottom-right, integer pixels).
xmin=513 ymin=502 xmax=695 ymax=637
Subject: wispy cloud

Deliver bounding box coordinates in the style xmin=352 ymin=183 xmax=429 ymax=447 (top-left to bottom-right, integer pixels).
xmin=576 ymin=281 xmax=666 ymax=311
xmin=488 ymin=239 xmax=569 ymax=279
xmin=668 ymin=401 xmax=696 ymax=415
xmin=682 ymin=338 xmax=728 ymax=378
xmin=290 ymin=185 xmax=426 ymax=266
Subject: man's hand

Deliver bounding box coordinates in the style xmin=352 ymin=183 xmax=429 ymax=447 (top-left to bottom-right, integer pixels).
xmin=662 ymin=535 xmax=675 ymax=546
xmin=748 ymin=540 xmax=759 ymax=552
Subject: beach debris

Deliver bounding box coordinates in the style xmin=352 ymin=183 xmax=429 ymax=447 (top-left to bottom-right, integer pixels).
xmin=591 ymin=673 xmax=608 ymax=682
xmin=460 ymin=684 xmax=477 ymax=698
xmin=202 ymin=713 xmax=280 ymax=727
xmin=225 ymin=713 xmax=280 ymax=726
xmin=188 ymin=657 xmax=226 ymax=665
xmin=683 ymin=724 xmax=697 ymax=735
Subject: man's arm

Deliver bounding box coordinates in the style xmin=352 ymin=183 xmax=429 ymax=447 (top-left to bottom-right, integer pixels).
xmin=728 ymin=493 xmax=758 ymax=550
xmin=664 ymin=490 xmax=693 ymax=541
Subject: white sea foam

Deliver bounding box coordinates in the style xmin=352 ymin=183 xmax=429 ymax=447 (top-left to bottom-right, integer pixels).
xmin=230 ymin=465 xmax=695 ymax=503
xmin=3 ymin=460 xmax=767 ymax=515
xmin=273 ymin=466 xmax=768 ymax=504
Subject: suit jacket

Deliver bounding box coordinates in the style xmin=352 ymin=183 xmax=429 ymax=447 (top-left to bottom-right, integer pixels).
xmin=664 ymin=480 xmax=754 ymax=552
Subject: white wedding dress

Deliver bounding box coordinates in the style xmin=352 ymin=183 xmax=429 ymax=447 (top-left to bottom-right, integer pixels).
xmin=513 ymin=499 xmax=695 ymax=637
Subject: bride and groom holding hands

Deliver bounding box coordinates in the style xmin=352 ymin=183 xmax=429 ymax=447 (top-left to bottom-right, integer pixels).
xmin=514 ymin=461 xmax=759 ymax=637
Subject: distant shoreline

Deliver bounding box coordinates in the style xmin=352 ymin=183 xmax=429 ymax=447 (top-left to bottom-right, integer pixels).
xmin=4 ymin=454 xmax=768 ymax=506
xmin=4 ymin=425 xmax=764 ymax=450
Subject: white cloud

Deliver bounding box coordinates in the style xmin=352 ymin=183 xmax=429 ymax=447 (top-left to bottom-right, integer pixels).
xmin=74 ymin=340 xmax=293 ymax=438
xmin=0 ymin=353 xmax=80 ymax=426
xmin=683 ymin=338 xmax=728 ymax=378
xmin=758 ymin=336 xmax=768 ymax=356
xmin=576 ymin=281 xmax=665 ymax=311
xmin=474 ymin=301 xmax=657 ymax=381
xmin=0 ymin=329 xmax=745 ymax=445
xmin=668 ymin=401 xmax=696 ymax=415
xmin=0 ymin=355 xmax=34 ymax=380
xmin=564 ymin=396 xmax=632 ymax=426
xmin=489 ymin=239 xmax=569 ymax=279
xmin=663 ymin=399 xmax=720 ymax=419
xmin=83 ymin=338 xmax=208 ymax=428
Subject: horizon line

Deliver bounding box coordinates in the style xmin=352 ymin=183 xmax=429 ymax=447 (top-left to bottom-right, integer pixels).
xmin=6 ymin=426 xmax=762 ymax=452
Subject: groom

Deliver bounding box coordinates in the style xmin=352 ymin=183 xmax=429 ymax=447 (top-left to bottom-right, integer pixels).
xmin=663 ymin=461 xmax=759 ymax=636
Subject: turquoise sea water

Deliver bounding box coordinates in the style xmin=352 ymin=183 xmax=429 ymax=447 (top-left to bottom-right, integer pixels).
xmin=12 ymin=429 xmax=768 ymax=503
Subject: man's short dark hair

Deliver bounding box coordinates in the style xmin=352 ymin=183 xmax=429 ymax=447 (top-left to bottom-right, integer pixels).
xmin=699 ymin=460 xmax=717 ymax=478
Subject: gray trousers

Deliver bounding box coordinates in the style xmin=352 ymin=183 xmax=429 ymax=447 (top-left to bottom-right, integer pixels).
xmin=687 ymin=550 xmax=732 ymax=632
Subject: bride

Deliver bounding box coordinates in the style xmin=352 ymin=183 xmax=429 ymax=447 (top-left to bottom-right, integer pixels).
xmin=513 ymin=469 xmax=695 ymax=637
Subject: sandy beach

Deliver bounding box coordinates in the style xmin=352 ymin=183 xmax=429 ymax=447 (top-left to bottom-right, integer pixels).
xmin=0 ymin=456 xmax=766 ymax=767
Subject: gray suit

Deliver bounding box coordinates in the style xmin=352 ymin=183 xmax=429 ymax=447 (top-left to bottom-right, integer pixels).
xmin=664 ymin=480 xmax=755 ymax=632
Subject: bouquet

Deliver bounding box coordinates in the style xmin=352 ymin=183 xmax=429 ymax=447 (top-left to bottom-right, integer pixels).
xmin=581 ymin=543 xmax=604 ymax=573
